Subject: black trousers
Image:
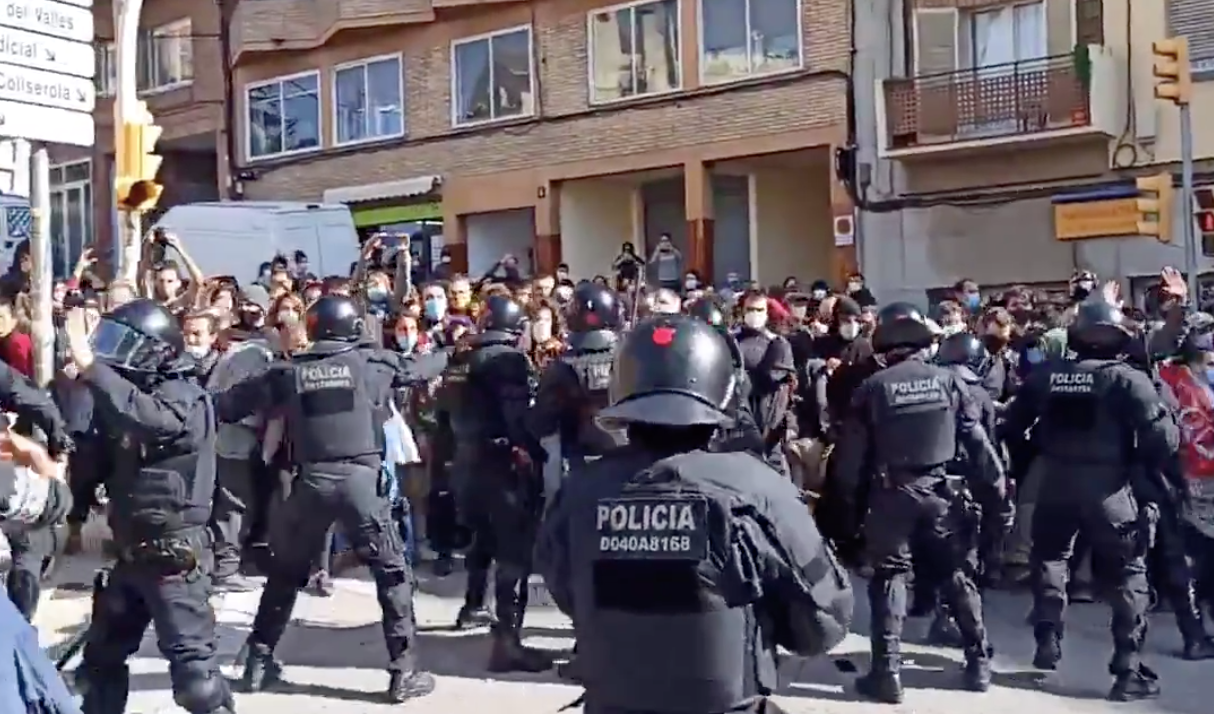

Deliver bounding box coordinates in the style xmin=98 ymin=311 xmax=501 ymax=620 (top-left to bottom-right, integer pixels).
xmin=864 ymin=475 xmax=989 ymax=672
xmin=1031 ymin=489 xmax=1150 ymax=675
xmin=2 ymin=522 xmax=58 ymax=620
xmin=78 ymin=537 xmax=230 ymax=714
xmin=248 ymin=464 xmax=416 ymax=672
xmin=458 ymin=451 xmax=542 ymax=635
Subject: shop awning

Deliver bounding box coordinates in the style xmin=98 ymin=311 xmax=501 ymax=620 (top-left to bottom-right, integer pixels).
xmin=323 ymin=175 xmax=441 ymax=205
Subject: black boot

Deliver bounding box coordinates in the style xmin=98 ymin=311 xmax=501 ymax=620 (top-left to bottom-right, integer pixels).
xmin=854 ymin=670 xmax=903 ymax=704
xmin=1182 ymin=635 xmax=1214 ymax=660
xmin=1032 ymin=627 xmax=1062 ymax=670
xmin=1174 ymin=585 xmax=1214 ymax=660
xmin=456 ymin=569 xmax=494 ymax=629
xmin=962 ymin=647 xmax=992 ymax=692
xmin=239 ymin=643 xmax=283 ymax=692
xmin=925 ymin=609 xmax=963 ymax=648
xmin=78 ymin=667 xmax=129 ymax=714
xmin=387 ymin=669 xmax=436 ymax=703
xmin=455 ymin=604 xmax=495 ymax=629
xmin=487 ymin=630 xmax=554 ymax=673
xmin=1108 ymin=664 xmax=1161 ymax=702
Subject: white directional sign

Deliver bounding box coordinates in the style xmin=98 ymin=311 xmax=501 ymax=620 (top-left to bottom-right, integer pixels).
xmin=0 ymin=0 xmax=95 ymax=146
xmin=1 ymin=0 xmax=93 ymax=43
xmin=0 ymin=99 xmax=91 ymax=144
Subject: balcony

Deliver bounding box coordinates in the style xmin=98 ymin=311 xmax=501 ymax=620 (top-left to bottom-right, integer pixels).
xmin=231 ymin=0 xmax=530 ymax=59
xmin=876 ymin=45 xmax=1119 ymax=160
xmin=231 ymin=0 xmax=435 ymax=58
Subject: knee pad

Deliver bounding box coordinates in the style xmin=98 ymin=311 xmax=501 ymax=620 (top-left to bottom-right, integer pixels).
xmin=172 ymin=669 xmax=231 ymax=714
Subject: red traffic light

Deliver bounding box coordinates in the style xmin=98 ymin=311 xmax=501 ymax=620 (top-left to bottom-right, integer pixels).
xmin=1201 ymin=211 xmax=1214 ymax=233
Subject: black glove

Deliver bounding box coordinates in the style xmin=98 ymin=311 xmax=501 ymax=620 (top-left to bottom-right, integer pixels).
xmin=49 ymin=434 xmax=75 ymax=460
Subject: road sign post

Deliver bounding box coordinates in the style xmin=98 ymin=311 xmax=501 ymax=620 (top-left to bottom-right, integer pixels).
xmin=114 ymin=0 xmax=147 ymax=284
xmin=29 ymin=144 xmax=51 ymax=386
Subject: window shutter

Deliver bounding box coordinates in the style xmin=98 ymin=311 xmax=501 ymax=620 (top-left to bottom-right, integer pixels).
xmin=914 ymin=9 xmax=958 ymax=75
xmin=1074 ymin=0 xmax=1103 ymax=46
xmin=1170 ymin=0 xmax=1214 ymax=66
xmin=1044 ymin=0 xmax=1073 ymax=56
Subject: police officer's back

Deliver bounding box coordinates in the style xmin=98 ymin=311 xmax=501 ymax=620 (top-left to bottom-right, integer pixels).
xmin=214 ymin=295 xmax=445 ymax=702
xmin=65 ymin=298 xmax=232 ymax=714
xmin=936 ymin=332 xmax=998 ymax=443
xmin=1002 ymin=298 xmax=1176 ymax=700
xmin=529 ymin=282 xmax=622 ymax=462
xmin=536 ymin=316 xmax=853 ymax=714
xmin=830 ymin=303 xmax=1005 ymax=703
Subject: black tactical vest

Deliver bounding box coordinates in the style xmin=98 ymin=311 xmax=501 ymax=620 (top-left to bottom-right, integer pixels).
xmin=288 ymin=350 xmax=380 ymax=463
xmin=582 ymin=454 xmax=771 ymax=712
xmin=109 ymin=393 xmax=217 ymax=543
xmin=870 ymin=366 xmax=956 ymax=471
xmin=1039 ymin=360 xmax=1124 ymax=464
xmin=561 ymin=348 xmax=621 ymax=453
xmin=440 ymin=349 xmax=475 ymax=441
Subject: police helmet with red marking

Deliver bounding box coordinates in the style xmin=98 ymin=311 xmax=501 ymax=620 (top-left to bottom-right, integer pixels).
xmin=597 ymin=315 xmax=736 ymax=428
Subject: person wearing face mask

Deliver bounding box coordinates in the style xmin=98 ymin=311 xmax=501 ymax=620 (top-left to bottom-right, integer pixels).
xmin=734 ymin=292 xmax=795 ymax=476
xmin=978 ymin=308 xmax=1017 ymax=406
xmin=648 ymin=233 xmax=683 ymax=290
xmin=525 ymin=301 xmax=562 ymax=369
xmin=183 ymin=312 xmax=221 ymax=383
xmin=554 ymin=283 xmax=575 ymax=306
xmin=844 ymin=272 xmax=878 ymax=307
xmin=953 ymin=279 xmax=983 ymax=315
xmin=1071 ymin=270 xmax=1097 ymax=303
xmin=682 ymin=271 xmax=701 ymax=295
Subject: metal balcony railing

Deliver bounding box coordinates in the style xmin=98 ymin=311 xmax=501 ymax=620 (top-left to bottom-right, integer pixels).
xmin=883 ymin=54 xmax=1092 ymax=150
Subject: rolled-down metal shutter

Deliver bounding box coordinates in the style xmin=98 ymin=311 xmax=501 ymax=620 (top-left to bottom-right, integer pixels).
xmin=1169 ymin=0 xmax=1214 ymax=74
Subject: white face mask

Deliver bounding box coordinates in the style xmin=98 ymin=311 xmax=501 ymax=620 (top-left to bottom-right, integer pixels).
xmin=812 ymin=289 xmax=827 ymax=300
xmin=185 ymin=344 xmax=210 ymax=359
xmin=791 ymin=306 xmax=808 ymax=320
xmin=556 ymin=287 xmax=574 ymax=302
xmin=838 ymin=322 xmax=860 ymax=340
xmin=941 ymin=322 xmax=966 ymax=336
xmin=743 ymin=312 xmax=767 ymax=330
xmin=810 ymin=322 xmax=829 ymax=336
xmin=532 ymin=321 xmax=553 ymax=343
xmin=684 ymin=277 xmax=698 ymax=290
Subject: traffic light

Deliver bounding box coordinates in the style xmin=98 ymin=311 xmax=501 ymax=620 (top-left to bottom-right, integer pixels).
xmin=115 ymin=101 xmax=163 ymax=213
xmin=1136 ymin=171 xmax=1175 ymax=243
xmin=1196 ymin=186 xmax=1214 ymax=256
xmin=1152 ymin=37 xmax=1192 ymax=105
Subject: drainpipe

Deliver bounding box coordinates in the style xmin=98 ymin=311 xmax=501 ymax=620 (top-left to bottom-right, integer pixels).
xmin=217 ymin=0 xmax=241 ymax=200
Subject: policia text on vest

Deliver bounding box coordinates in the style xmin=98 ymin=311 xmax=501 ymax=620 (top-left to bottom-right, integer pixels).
xmin=596 ymin=496 xmax=709 ymax=558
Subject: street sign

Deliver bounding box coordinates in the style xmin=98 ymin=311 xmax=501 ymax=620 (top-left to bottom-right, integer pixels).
xmin=1 ymin=0 xmax=93 ymax=43
xmin=0 ymin=64 xmax=93 ymax=111
xmin=0 ymin=98 xmax=92 ymax=146
xmin=0 ymin=25 xmax=94 ymax=77
xmin=0 ymin=0 xmax=95 ymax=146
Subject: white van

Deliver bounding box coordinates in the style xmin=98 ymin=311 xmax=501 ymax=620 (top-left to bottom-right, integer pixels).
xmin=153 ymin=201 xmax=360 ymax=284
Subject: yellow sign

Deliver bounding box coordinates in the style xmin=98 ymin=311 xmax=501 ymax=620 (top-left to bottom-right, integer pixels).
xmin=1053 ymin=198 xmax=1143 ymax=241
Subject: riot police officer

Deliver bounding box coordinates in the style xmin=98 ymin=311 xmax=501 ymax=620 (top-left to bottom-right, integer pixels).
xmin=530 ymin=281 xmax=623 ymax=471
xmin=831 ymin=302 xmax=1005 ymax=703
xmin=63 ymin=299 xmax=232 ymax=714
xmin=686 ymin=296 xmax=765 ymax=461
xmin=1003 ymin=298 xmax=1178 ymax=701
xmin=215 ymin=295 xmax=446 ymax=703
xmin=536 ymin=315 xmax=853 ymax=714
xmin=440 ymin=294 xmax=552 ymax=672
xmin=0 ymin=357 xmax=75 ymax=620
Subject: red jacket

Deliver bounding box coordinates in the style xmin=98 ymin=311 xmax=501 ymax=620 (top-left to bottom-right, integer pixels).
xmin=0 ymin=331 xmax=33 ymax=378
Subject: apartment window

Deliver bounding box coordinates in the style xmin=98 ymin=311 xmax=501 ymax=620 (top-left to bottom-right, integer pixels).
xmin=137 ymin=19 xmax=194 ymax=93
xmin=50 ymin=160 xmax=92 ymax=277
xmin=966 ymin=2 xmax=1046 ymax=70
xmin=334 ymin=54 xmax=405 ymax=145
xmin=700 ymin=0 xmax=800 ymax=84
xmin=1169 ymin=0 xmax=1214 ymax=77
xmin=452 ymin=26 xmax=534 ymax=126
xmin=588 ymin=0 xmax=681 ymax=104
xmin=96 ymin=43 xmax=116 ymax=97
xmin=246 ymin=72 xmax=321 ymax=160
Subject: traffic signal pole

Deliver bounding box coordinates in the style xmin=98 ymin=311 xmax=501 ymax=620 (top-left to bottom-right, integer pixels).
xmin=29 ymin=145 xmax=52 ymax=387
xmin=1181 ymin=100 xmax=1198 ymax=301
xmin=114 ymin=0 xmax=146 ymax=285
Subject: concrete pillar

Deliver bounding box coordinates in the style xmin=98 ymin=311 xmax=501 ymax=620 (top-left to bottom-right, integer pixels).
xmin=534 ymin=181 xmax=561 ymax=275
xmin=830 ymin=151 xmax=858 ymax=285
xmin=442 ymin=201 xmax=468 ymax=273
xmin=684 ymin=160 xmax=714 ymax=278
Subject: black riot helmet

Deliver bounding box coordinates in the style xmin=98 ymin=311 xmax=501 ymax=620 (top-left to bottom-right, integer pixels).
xmin=936 ymin=331 xmax=987 ymax=369
xmin=1067 ymin=297 xmax=1131 ymax=354
xmin=687 ymin=297 xmax=727 ymax=328
xmin=598 ymin=315 xmax=736 ymax=428
xmin=91 ymin=298 xmax=184 ymax=372
xmin=567 ymin=281 xmax=621 ymax=332
xmin=305 ymin=294 xmax=363 ymax=342
xmin=871 ymin=301 xmax=934 ymax=353
xmin=687 ymin=296 xmax=742 ymax=369
xmin=479 ymin=294 xmax=526 ymax=335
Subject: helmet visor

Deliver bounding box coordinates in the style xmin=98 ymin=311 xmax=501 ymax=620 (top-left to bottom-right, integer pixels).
xmin=90 ymin=318 xmax=163 ymax=369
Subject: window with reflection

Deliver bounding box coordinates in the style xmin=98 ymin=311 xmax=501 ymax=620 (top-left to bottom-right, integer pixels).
xmin=246 ymin=72 xmax=321 ymax=159
xmin=589 ymin=0 xmax=681 ymax=103
xmin=335 ymin=55 xmax=405 ymax=145
xmin=701 ymin=0 xmax=800 ymax=84
xmin=452 ymin=26 xmax=535 ymax=126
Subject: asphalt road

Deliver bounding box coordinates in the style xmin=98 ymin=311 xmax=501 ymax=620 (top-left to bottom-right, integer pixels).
xmin=32 ymin=554 xmax=1214 ymax=714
